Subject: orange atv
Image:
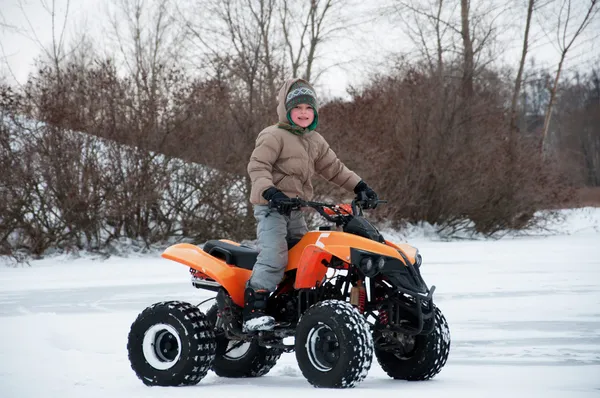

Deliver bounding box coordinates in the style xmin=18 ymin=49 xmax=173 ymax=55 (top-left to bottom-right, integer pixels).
xmin=126 ymin=197 xmax=450 ymax=389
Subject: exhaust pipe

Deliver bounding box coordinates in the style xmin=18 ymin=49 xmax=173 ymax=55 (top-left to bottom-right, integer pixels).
xmin=191 ymin=276 xmax=221 ymax=292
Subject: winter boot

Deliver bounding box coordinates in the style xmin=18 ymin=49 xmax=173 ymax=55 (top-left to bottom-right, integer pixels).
xmin=242 ymin=287 xmax=276 ymax=332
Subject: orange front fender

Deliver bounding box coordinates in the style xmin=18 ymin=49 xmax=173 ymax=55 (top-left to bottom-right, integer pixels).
xmin=293 ymin=244 xmax=331 ymax=289
xmin=161 ymin=243 xmax=250 ymax=307
xmin=385 ymin=240 xmax=418 ymax=264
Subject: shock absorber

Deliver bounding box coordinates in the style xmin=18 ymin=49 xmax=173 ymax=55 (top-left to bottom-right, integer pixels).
xmin=358 ymin=285 xmax=366 ymax=313
xmin=377 ymin=296 xmax=389 ymax=325
xmin=351 ymin=280 xmax=367 ymax=313
xmin=379 ymin=308 xmax=389 ymax=325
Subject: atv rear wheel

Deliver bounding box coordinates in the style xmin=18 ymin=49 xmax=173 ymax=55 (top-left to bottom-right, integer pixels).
xmin=127 ymin=301 xmax=216 ymax=386
xmin=375 ymin=305 xmax=450 ymax=381
xmin=295 ymin=300 xmax=373 ymax=388
xmin=206 ymin=304 xmax=282 ymax=378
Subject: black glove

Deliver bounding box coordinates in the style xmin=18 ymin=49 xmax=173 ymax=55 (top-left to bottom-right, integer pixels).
xmin=354 ymin=180 xmax=379 ymax=209
xmin=263 ymin=187 xmax=295 ymax=216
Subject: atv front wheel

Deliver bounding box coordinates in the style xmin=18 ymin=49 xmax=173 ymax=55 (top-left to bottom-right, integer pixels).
xmin=127 ymin=301 xmax=216 ymax=386
xmin=295 ymin=300 xmax=374 ymax=388
xmin=375 ymin=305 xmax=450 ymax=381
xmin=206 ymin=305 xmax=282 ymax=378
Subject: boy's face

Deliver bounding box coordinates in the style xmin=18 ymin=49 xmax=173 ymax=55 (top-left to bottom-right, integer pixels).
xmin=290 ymin=103 xmax=315 ymax=128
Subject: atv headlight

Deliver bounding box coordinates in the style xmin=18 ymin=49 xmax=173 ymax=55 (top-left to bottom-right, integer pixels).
xmin=351 ymin=249 xmax=386 ymax=278
xmin=377 ymin=256 xmax=386 ymax=270
xmin=360 ymin=257 xmax=374 ymax=275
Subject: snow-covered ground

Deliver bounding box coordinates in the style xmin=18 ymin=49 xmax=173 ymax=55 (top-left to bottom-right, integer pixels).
xmin=1 ymin=208 xmax=599 ymax=398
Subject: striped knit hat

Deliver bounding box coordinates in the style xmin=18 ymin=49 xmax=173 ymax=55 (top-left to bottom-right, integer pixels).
xmin=285 ymin=80 xmax=319 ymax=131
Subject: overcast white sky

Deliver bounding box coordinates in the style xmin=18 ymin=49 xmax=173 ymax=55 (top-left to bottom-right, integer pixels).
xmin=1 ymin=0 xmax=598 ymax=99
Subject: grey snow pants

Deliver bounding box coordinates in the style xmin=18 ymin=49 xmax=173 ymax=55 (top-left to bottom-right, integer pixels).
xmin=247 ymin=205 xmax=309 ymax=292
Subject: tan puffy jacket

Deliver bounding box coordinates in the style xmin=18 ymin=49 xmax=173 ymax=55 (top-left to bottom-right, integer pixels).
xmin=248 ymin=78 xmax=361 ymax=205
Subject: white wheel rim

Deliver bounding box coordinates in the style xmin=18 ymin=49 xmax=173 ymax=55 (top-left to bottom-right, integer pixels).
xmin=224 ymin=341 xmax=252 ymax=359
xmin=142 ymin=323 xmax=182 ymax=370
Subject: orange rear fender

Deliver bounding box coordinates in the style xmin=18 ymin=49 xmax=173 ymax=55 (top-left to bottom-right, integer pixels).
xmin=161 ymin=243 xmax=250 ymax=307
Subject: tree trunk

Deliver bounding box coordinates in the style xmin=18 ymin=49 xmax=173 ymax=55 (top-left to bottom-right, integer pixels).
xmin=541 ymin=0 xmax=598 ymax=155
xmin=435 ymin=0 xmax=444 ymax=79
xmin=460 ymin=0 xmax=474 ymax=99
xmin=509 ymin=0 xmax=535 ymax=144
xmin=541 ymin=52 xmax=565 ymax=154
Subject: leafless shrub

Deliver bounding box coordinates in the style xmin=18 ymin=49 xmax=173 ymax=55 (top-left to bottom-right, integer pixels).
xmin=0 ymin=59 xmax=253 ymax=258
xmin=318 ymin=62 xmax=572 ymax=235
xmin=551 ymin=68 xmax=600 ymax=188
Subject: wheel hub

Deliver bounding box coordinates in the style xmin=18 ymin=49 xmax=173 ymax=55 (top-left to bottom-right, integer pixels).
xmin=155 ymin=330 xmax=179 ymax=362
xmin=223 ymin=340 xmax=252 ymax=360
xmin=142 ymin=323 xmax=182 ymax=370
xmin=307 ymin=325 xmax=340 ymax=371
xmin=391 ymin=332 xmax=416 ymax=359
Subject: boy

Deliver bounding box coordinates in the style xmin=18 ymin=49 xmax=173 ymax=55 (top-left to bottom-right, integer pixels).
xmin=245 ymin=78 xmax=378 ymax=331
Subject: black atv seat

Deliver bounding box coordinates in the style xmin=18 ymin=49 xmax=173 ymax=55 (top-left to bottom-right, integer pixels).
xmin=203 ymin=240 xmax=258 ymax=270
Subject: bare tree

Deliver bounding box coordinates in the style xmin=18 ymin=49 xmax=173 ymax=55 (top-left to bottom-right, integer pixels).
xmin=253 ymin=0 xmax=278 ymax=98
xmin=25 ymin=0 xmax=73 ymax=78
xmin=388 ymin=0 xmax=509 ymax=84
xmin=385 ymin=0 xmax=455 ymax=76
xmin=541 ymin=0 xmax=599 ymax=153
xmin=180 ymin=0 xmax=281 ymax=100
xmin=101 ymin=0 xmax=192 ymax=154
xmin=510 ymin=0 xmax=536 ymax=141
xmin=460 ymin=0 xmax=474 ymax=98
xmin=0 ymin=0 xmax=74 ymax=84
xmin=434 ymin=0 xmax=446 ymax=77
xmin=280 ymin=0 xmax=354 ymax=83
xmin=106 ymin=0 xmax=184 ymax=96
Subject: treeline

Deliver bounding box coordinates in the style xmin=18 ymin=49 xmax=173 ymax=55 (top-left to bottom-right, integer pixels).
xmin=0 ymin=0 xmax=598 ymax=258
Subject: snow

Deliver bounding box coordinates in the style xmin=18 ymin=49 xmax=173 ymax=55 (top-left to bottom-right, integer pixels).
xmin=1 ymin=207 xmax=600 ymax=398
xmin=243 ymin=314 xmax=276 ymax=331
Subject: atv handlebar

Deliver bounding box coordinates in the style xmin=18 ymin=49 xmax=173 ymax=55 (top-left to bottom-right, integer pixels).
xmin=270 ymin=196 xmax=387 ymax=225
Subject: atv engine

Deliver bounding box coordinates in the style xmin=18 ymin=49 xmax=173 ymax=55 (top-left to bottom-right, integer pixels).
xmin=267 ymin=293 xmax=298 ymax=324
xmin=267 ymin=282 xmax=344 ymax=324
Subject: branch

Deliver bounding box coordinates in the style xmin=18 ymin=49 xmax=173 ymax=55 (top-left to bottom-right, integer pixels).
xmin=562 ymin=0 xmax=598 ymax=53
xmin=392 ymin=1 xmax=462 ymax=36
xmin=280 ymin=0 xmax=311 ymax=76
xmin=541 ymin=0 xmax=598 ymax=155
xmin=57 ymin=0 xmax=71 ymax=62
xmin=17 ymin=0 xmax=54 ymax=61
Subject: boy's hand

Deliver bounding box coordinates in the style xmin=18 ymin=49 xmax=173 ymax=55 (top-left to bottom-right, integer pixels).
xmin=354 ymin=180 xmax=379 ymax=209
xmin=263 ymin=187 xmax=294 ymax=216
